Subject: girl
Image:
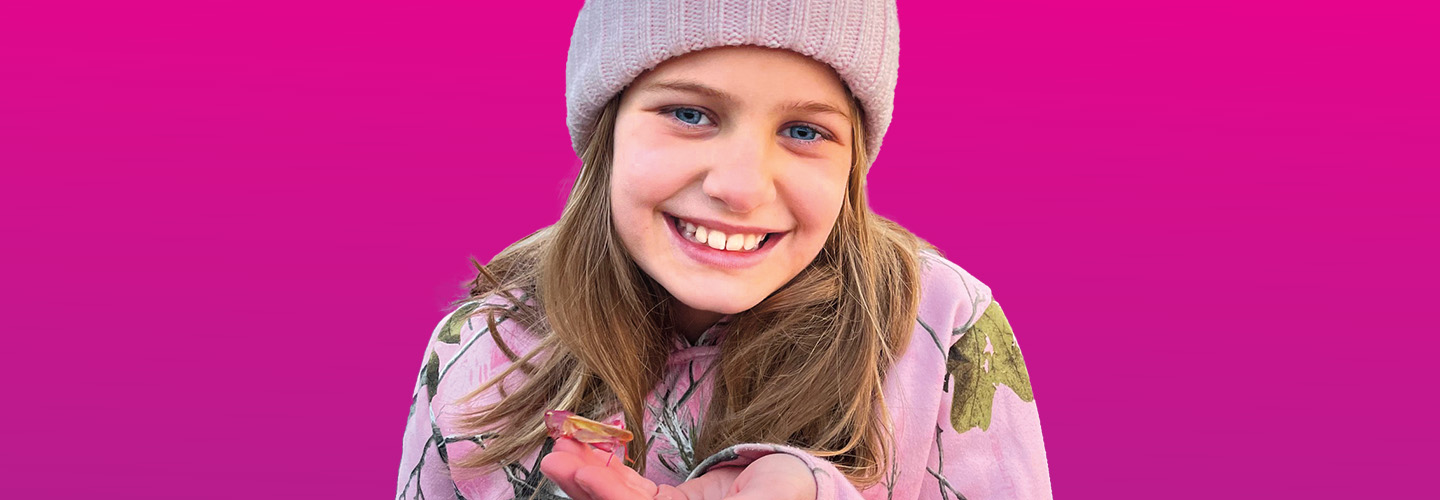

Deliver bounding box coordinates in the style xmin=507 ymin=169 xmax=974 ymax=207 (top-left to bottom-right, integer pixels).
xmin=398 ymin=1 xmax=1053 ymax=499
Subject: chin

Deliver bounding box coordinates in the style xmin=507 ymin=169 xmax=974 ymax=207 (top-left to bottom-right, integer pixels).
xmin=671 ymin=287 xmax=765 ymax=315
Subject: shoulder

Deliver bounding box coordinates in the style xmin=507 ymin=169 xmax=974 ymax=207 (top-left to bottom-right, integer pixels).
xmin=912 ymin=252 xmax=1039 ymax=436
xmin=416 ymin=291 xmax=545 ymax=417
xmin=880 ymin=251 xmax=1003 ymax=433
xmin=893 ymin=250 xmax=996 ymax=383
xmin=916 ymin=249 xmax=995 ymax=337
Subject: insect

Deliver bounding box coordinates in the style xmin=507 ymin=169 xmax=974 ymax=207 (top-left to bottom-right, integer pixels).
xmin=544 ymin=410 xmax=635 ymax=466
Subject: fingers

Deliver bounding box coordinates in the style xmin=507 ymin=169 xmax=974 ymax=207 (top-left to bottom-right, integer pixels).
xmin=553 ymin=436 xmax=613 ymax=467
xmin=546 ymin=437 xmax=658 ymax=500
xmin=540 ymin=449 xmax=593 ymax=500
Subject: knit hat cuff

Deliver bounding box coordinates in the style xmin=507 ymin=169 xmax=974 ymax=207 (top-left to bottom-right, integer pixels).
xmin=565 ymin=0 xmax=900 ymax=165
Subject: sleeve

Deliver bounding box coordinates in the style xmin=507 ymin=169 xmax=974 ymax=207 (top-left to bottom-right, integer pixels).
xmin=395 ymin=309 xmax=465 ymax=500
xmin=683 ymin=301 xmax=1053 ymax=500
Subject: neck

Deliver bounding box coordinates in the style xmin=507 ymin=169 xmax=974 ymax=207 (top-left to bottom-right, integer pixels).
xmin=671 ymin=300 xmax=724 ymax=344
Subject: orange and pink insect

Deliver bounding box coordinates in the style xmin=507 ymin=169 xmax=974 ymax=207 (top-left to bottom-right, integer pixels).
xmin=544 ymin=410 xmax=635 ymax=466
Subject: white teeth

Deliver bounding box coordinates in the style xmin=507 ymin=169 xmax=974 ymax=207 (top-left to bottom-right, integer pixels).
xmin=725 ymin=233 xmax=744 ymax=251
xmin=706 ymin=229 xmax=726 ymax=249
xmin=674 ymin=217 xmax=769 ymax=253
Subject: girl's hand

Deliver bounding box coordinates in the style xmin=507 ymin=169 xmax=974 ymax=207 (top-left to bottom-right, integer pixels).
xmin=540 ymin=437 xmax=657 ymax=500
xmin=654 ymin=467 xmax=740 ymax=500
xmin=658 ymin=454 xmax=817 ymax=500
xmin=541 ymin=438 xmax=816 ymax=500
xmin=538 ymin=437 xmax=739 ymax=500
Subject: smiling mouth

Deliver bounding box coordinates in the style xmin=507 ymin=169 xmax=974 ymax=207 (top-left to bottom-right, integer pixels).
xmin=665 ymin=214 xmax=778 ymax=253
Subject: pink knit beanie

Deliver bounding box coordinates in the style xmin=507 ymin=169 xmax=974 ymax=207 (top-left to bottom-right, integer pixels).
xmin=565 ymin=0 xmax=901 ymax=165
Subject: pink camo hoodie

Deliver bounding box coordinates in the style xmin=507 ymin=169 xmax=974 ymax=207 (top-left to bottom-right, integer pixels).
xmin=398 ymin=250 xmax=1054 ymax=499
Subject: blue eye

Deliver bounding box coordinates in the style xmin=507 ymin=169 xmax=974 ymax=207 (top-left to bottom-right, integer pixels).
xmin=663 ymin=106 xmax=832 ymax=144
xmin=784 ymin=125 xmax=826 ymax=142
xmin=669 ymin=107 xmax=712 ymax=127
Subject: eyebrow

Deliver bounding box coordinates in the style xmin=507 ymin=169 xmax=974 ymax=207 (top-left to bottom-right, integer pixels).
xmin=636 ymin=78 xmax=853 ymax=123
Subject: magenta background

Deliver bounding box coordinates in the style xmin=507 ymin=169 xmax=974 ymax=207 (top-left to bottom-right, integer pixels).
xmin=2 ymin=1 xmax=1435 ymax=498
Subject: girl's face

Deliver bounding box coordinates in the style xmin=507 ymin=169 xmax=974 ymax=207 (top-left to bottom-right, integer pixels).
xmin=610 ymin=45 xmax=855 ymax=328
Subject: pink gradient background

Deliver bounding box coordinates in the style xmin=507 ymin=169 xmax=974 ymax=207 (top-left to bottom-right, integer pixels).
xmin=2 ymin=1 xmax=1435 ymax=498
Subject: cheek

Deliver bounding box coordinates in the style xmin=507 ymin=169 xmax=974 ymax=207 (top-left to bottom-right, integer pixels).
xmin=612 ymin=140 xmax=693 ymax=209
xmin=786 ymin=171 xmax=848 ymax=236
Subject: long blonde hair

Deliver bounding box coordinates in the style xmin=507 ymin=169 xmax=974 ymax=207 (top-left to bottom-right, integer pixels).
xmin=447 ymin=89 xmax=934 ymax=487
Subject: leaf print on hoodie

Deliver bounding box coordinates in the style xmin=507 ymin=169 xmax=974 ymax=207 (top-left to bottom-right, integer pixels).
xmin=947 ymin=301 xmax=1034 ymax=432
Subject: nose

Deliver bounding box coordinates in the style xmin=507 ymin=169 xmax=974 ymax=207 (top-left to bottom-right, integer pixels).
xmin=700 ymin=129 xmax=778 ymax=214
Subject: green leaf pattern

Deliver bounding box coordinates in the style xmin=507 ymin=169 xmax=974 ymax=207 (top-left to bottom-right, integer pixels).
xmin=947 ymin=301 xmax=1034 ymax=433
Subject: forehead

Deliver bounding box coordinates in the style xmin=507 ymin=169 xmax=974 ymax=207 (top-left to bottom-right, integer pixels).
xmin=628 ymin=46 xmax=853 ymax=120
